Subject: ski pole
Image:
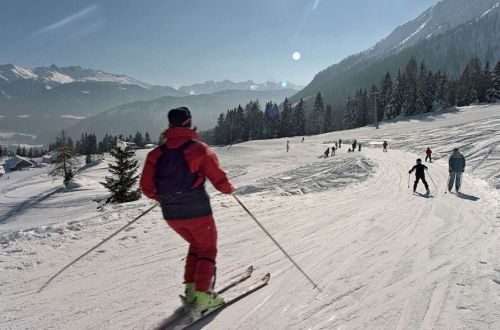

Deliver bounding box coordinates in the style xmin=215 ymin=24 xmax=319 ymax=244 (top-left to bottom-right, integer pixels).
xmin=37 ymin=203 xmax=157 ymax=293
xmin=232 ymin=195 xmax=321 ymax=292
xmin=425 ymin=169 xmax=437 ymax=188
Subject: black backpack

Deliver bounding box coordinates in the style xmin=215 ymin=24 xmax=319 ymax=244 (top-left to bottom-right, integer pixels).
xmin=154 ymin=140 xmax=198 ymax=197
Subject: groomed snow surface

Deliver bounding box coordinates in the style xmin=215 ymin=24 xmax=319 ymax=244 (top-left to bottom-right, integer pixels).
xmin=2 ymin=104 xmax=500 ymax=330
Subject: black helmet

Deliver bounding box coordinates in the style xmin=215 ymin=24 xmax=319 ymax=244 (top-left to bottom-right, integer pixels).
xmin=416 ymin=158 xmax=422 ymax=163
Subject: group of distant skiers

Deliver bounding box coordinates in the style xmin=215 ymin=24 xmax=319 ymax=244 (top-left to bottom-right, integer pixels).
xmin=138 ymin=107 xmax=468 ymax=317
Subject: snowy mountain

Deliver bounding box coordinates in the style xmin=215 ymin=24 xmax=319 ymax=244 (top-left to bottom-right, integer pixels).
xmin=357 ymin=0 xmax=500 ymax=63
xmin=292 ymin=0 xmax=500 ymax=106
xmin=1 ymin=64 xmax=148 ymax=88
xmin=178 ymin=79 xmax=303 ymax=95
xmin=0 ymin=64 xmax=188 ymax=137
xmin=2 ymin=103 xmax=499 ymax=329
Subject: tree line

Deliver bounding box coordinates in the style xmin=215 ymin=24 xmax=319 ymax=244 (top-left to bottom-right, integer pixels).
xmin=203 ymin=57 xmax=500 ymax=145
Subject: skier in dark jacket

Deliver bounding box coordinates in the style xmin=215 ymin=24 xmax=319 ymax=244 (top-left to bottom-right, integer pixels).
xmin=140 ymin=107 xmax=234 ymax=313
xmin=409 ymin=158 xmax=430 ymax=194
xmin=324 ymin=147 xmax=330 ymax=158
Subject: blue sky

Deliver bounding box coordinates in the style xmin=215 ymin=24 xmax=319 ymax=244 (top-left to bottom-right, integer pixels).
xmin=1 ymin=0 xmax=439 ymax=87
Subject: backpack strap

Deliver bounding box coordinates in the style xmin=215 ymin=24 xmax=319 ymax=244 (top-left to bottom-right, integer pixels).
xmin=160 ymin=139 xmax=196 ymax=152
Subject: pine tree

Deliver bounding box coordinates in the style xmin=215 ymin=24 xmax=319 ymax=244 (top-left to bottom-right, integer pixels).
xmin=323 ymin=105 xmax=333 ymax=132
xmin=385 ymin=70 xmax=405 ymax=119
xmin=133 ymin=131 xmax=144 ymax=148
xmin=309 ymin=93 xmax=325 ymax=134
xmin=379 ymin=72 xmax=393 ymax=120
xmin=101 ymin=146 xmax=141 ymax=204
xmin=291 ymin=98 xmax=306 ymax=136
xmin=279 ymin=98 xmax=293 ymax=137
xmin=248 ymin=101 xmax=263 ymax=140
xmin=214 ymin=113 xmax=227 ymax=145
xmin=401 ymin=58 xmax=418 ymax=116
xmin=144 ymin=132 xmax=152 ymax=145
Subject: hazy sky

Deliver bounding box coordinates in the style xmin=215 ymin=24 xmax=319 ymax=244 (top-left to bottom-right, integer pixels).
xmin=1 ymin=0 xmax=439 ymax=87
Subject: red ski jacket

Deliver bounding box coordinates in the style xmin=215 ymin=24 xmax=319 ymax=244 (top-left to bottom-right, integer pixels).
xmin=426 ymin=149 xmax=432 ymax=155
xmin=140 ymin=127 xmax=234 ymax=202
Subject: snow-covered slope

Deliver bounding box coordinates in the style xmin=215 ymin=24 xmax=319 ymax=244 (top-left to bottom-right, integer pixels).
xmin=1 ymin=104 xmax=499 ymax=329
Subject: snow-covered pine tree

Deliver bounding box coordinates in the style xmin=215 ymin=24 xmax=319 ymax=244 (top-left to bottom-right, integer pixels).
xmin=101 ymin=146 xmax=141 ymax=204
xmin=292 ymin=98 xmax=306 ymax=136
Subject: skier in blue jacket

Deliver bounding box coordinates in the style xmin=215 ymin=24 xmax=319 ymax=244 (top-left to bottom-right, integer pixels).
xmin=448 ymin=148 xmax=466 ymax=192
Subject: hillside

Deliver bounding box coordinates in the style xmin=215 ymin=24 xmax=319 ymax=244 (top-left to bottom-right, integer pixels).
xmin=291 ymin=0 xmax=500 ymax=107
xmin=2 ymin=103 xmax=499 ymax=329
xmin=59 ymin=88 xmax=298 ymax=142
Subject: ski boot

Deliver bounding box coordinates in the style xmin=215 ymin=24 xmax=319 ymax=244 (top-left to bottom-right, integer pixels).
xmin=192 ymin=290 xmax=224 ymax=314
xmin=179 ymin=283 xmax=196 ymax=310
xmin=426 ymin=189 xmax=430 ymax=195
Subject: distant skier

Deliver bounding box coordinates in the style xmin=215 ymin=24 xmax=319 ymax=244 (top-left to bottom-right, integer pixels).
xmin=331 ymin=146 xmax=336 ymax=156
xmin=140 ymin=107 xmax=234 ymax=313
xmin=302 ymin=137 xmax=304 ymax=143
xmin=347 ymin=148 xmax=352 ymax=153
xmin=425 ymin=147 xmax=432 ymax=162
xmin=382 ymin=141 xmax=388 ymax=152
xmin=335 ymin=141 xmax=338 ymax=149
xmin=339 ymin=139 xmax=342 ymax=148
xmin=358 ymin=144 xmax=361 ymax=152
xmin=324 ymin=147 xmax=330 ymax=158
xmin=286 ymin=140 xmax=290 ymax=152
xmin=448 ymin=147 xmax=465 ymax=192
xmin=352 ymin=139 xmax=357 ymax=151
xmin=409 ymin=159 xmax=430 ymax=194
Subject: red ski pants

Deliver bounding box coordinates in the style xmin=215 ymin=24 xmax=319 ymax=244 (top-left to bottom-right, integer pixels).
xmin=167 ymin=215 xmax=217 ymax=292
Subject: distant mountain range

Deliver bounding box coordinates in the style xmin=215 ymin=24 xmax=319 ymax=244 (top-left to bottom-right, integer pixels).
xmin=0 ymin=64 xmax=300 ymax=143
xmin=291 ymin=0 xmax=500 ymax=106
xmin=178 ymin=80 xmax=302 ymax=95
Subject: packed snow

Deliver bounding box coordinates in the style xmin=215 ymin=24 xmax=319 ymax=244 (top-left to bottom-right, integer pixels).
xmin=1 ymin=104 xmax=499 ymax=329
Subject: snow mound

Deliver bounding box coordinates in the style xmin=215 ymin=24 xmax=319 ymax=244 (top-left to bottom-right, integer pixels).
xmin=238 ymin=155 xmax=376 ymax=196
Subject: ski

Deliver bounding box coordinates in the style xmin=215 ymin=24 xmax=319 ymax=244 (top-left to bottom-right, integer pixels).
xmin=177 ymin=273 xmax=271 ymax=330
xmin=154 ymin=266 xmax=254 ymax=330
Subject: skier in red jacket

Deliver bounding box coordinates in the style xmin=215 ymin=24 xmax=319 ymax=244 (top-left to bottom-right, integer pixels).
xmin=140 ymin=107 xmax=234 ymax=313
xmin=425 ymin=147 xmax=432 ymax=162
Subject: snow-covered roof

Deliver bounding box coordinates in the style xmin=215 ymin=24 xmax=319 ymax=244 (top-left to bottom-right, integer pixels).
xmin=4 ymin=155 xmax=34 ymax=169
